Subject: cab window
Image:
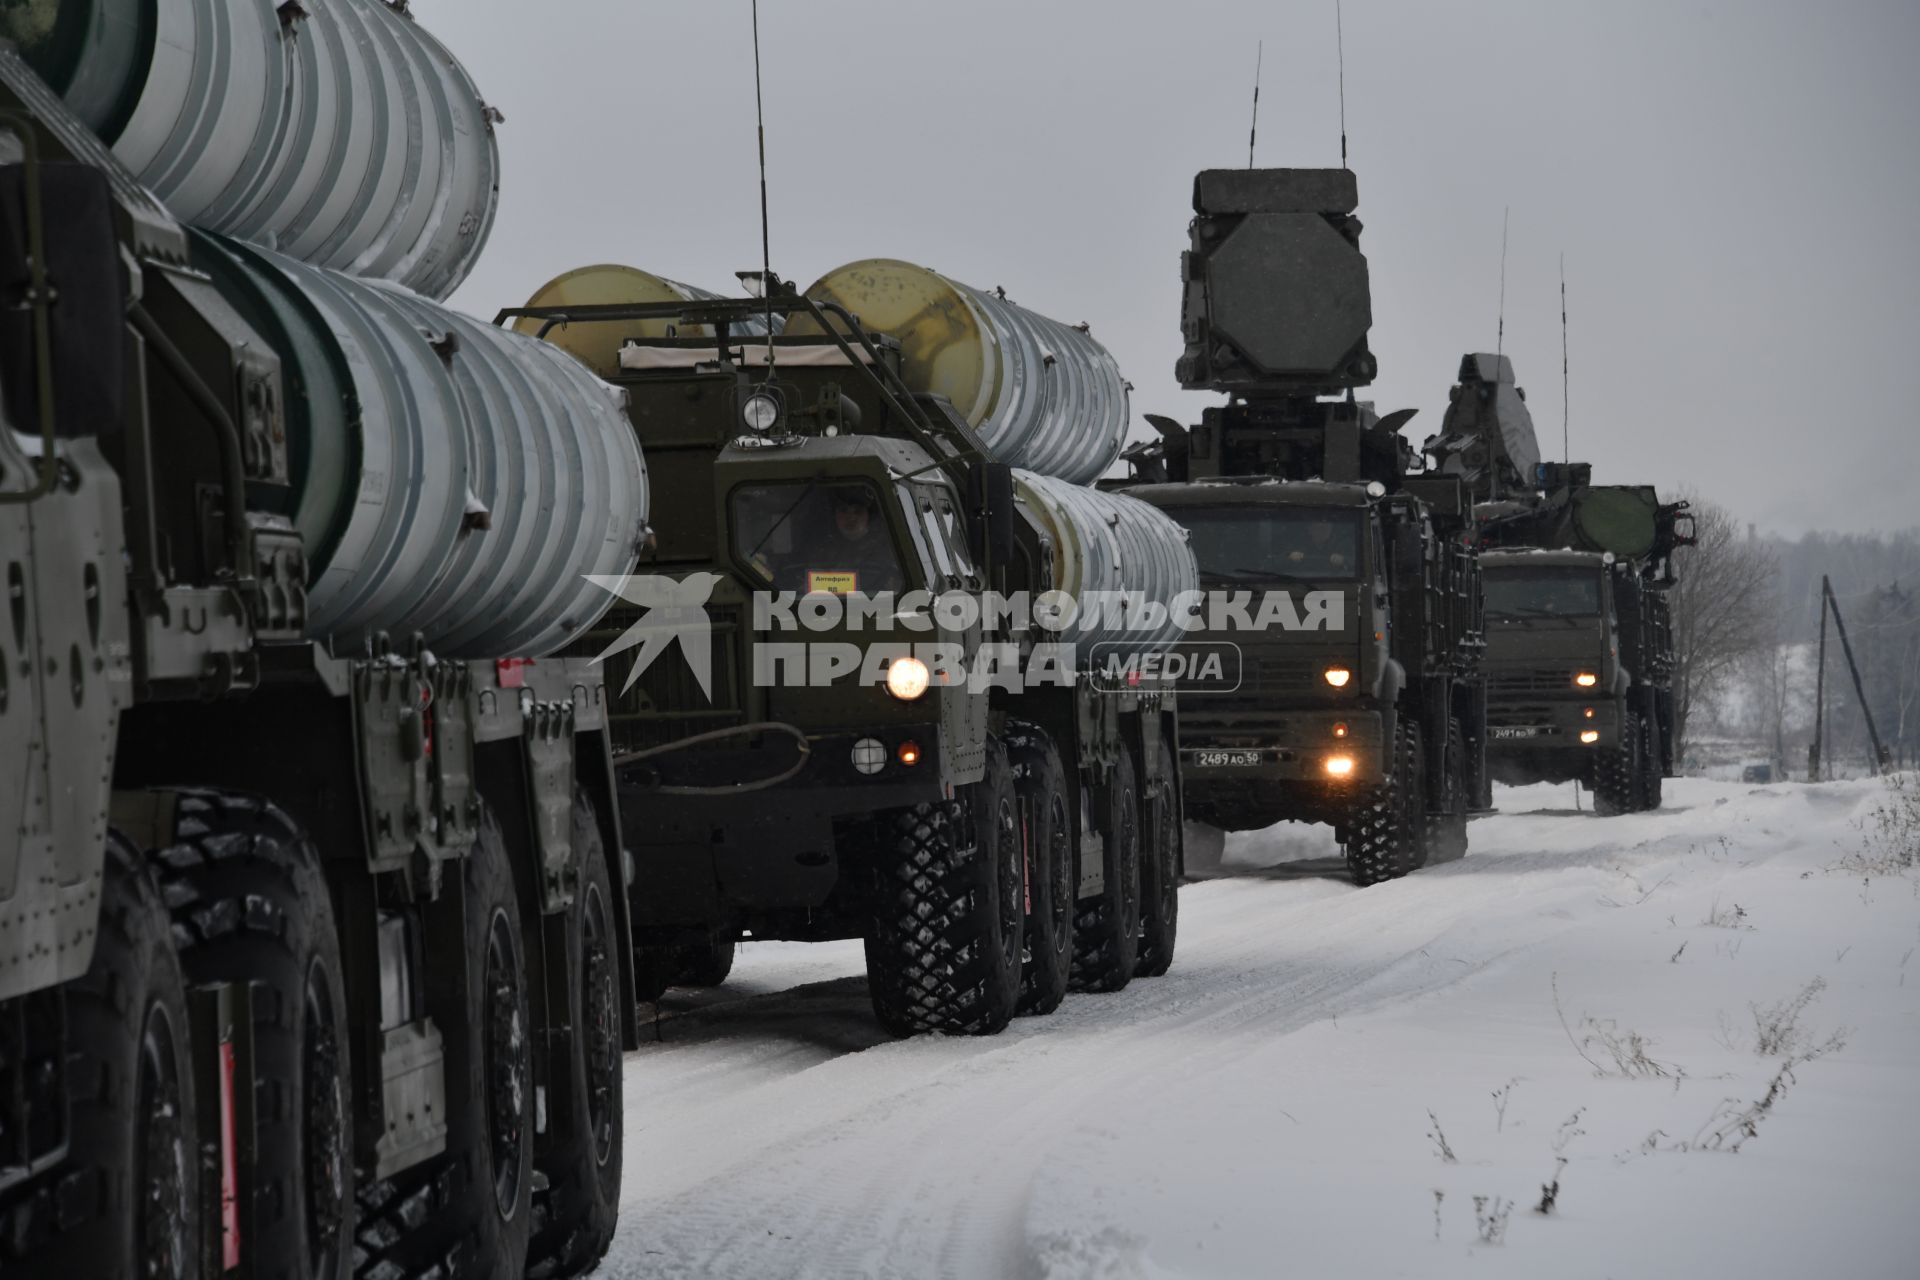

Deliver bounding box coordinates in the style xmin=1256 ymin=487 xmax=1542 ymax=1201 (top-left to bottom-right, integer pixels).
xmin=1173 ymin=505 xmax=1365 ymax=581
xmin=731 ymin=480 xmax=908 ymax=596
xmin=1484 ymin=568 xmax=1601 ymax=617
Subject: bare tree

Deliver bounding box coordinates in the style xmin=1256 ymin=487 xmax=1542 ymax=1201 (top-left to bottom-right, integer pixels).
xmin=1669 ymin=495 xmax=1780 ymax=762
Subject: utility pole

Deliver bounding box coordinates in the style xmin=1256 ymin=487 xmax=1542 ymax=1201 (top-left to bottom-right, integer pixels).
xmin=1809 ymin=586 xmax=1828 ymax=781
xmin=1826 ymin=575 xmax=1892 ymax=775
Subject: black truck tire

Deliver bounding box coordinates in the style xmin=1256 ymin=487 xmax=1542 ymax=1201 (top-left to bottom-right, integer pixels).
xmin=1006 ymin=726 xmax=1074 ymax=1017
xmin=1637 ymin=717 xmax=1666 ymax=812
xmin=527 ymin=796 xmax=625 ymax=1279
xmin=1593 ymin=712 xmax=1642 ymax=816
xmin=866 ymin=739 xmax=1024 ymax=1036
xmin=147 ymin=789 xmax=353 ymax=1280
xmin=1344 ymin=721 xmax=1423 ymax=886
xmin=630 ymin=947 xmax=678 ymax=1005
xmin=682 ymin=938 xmax=737 ymax=989
xmin=354 ymin=810 xmax=534 ymax=1280
xmin=1134 ymin=764 xmax=1180 ymax=979
xmin=1070 ymin=746 xmax=1142 ymax=993
xmin=0 ymin=834 xmax=199 ymax=1278
xmin=1424 ymin=719 xmax=1471 ymax=865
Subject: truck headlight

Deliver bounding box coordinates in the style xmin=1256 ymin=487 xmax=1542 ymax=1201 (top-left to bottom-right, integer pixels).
xmin=1580 ymin=729 xmax=1601 ymax=744
xmin=1323 ymin=666 xmax=1352 ymax=688
xmin=885 ymin=656 xmax=930 ymax=701
xmin=741 ymin=392 xmax=781 ymax=433
xmin=1325 ymin=754 xmax=1356 ymax=778
xmin=1574 ymin=671 xmax=1598 ymax=688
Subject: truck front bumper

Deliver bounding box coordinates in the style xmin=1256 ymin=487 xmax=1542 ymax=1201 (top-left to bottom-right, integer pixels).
xmin=1179 ymin=707 xmax=1386 ymax=783
xmin=620 ymin=724 xmax=948 ymax=924
xmin=1485 ymin=698 xmax=1618 ymax=786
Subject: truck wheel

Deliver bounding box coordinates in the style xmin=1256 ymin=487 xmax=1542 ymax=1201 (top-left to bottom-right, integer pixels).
xmin=682 ymin=937 xmax=737 ymax=988
xmin=1069 ymin=746 xmax=1141 ymax=993
xmin=1593 ymin=713 xmax=1642 ymax=816
xmin=631 ymin=947 xmax=678 ymax=1005
xmin=1006 ymin=727 xmax=1073 ymax=1017
xmin=147 ymin=790 xmax=353 ymax=1280
xmin=1424 ymin=720 xmax=1470 ymax=865
xmin=527 ymin=795 xmax=624 ymax=1279
xmin=355 ymin=811 xmax=534 ymax=1279
xmin=1134 ymin=768 xmax=1180 ymax=979
xmin=1637 ymin=719 xmax=1665 ymax=812
xmin=866 ymin=739 xmax=1024 ymax=1036
xmin=4 ymin=835 xmax=198 ymax=1278
xmin=1343 ymin=721 xmax=1422 ymax=886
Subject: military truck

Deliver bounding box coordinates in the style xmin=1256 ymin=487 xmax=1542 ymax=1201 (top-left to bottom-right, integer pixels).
xmin=1121 ymin=168 xmax=1486 ymax=885
xmin=501 ymin=265 xmax=1194 ymax=1037
xmin=0 ymin=41 xmax=644 ymax=1280
xmin=1425 ymin=354 xmax=1692 ymax=813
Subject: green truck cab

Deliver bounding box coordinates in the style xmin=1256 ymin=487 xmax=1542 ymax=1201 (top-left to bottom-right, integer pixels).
xmin=1479 ymin=513 xmax=1685 ymax=812
xmin=504 ymin=283 xmax=1189 ymax=1036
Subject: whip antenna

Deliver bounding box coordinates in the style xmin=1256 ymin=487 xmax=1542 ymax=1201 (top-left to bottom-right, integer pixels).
xmin=1336 ymin=0 xmax=1348 ymax=167
xmin=1560 ymin=252 xmax=1570 ymax=464
xmin=751 ymin=0 xmax=775 ymax=375
xmin=1248 ymin=41 xmax=1263 ymax=168
xmin=1495 ymin=205 xmax=1509 ymax=361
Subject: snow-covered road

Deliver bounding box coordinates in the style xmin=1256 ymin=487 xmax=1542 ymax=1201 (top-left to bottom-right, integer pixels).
xmin=599 ymin=778 xmax=1920 ymax=1279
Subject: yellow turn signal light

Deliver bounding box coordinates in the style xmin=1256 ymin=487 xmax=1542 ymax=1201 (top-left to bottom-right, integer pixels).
xmin=1574 ymin=671 xmax=1599 ymax=688
xmin=897 ymin=741 xmax=922 ymax=766
xmin=1583 ymin=707 xmax=1596 ymax=719
xmin=885 ymin=656 xmax=931 ymax=700
xmin=1325 ymin=754 xmax=1356 ymax=778
xmin=1580 ymin=729 xmax=1601 ymax=744
xmin=1324 ymin=666 xmax=1352 ymax=688
xmin=1332 ymin=722 xmax=1349 ymax=738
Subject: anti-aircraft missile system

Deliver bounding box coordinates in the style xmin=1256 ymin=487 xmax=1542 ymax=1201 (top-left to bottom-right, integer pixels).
xmin=1123 ymin=167 xmax=1488 ymax=885
xmin=1426 ymin=353 xmax=1693 ymax=812
xmin=0 ymin=22 xmax=647 ymax=1278
xmin=503 ymin=260 xmax=1195 ymax=1035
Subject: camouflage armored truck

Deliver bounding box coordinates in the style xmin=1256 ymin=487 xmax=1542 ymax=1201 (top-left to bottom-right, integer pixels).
xmin=502 ymin=263 xmax=1194 ymax=1037
xmin=0 ymin=25 xmax=644 ymax=1280
xmin=1426 ymin=354 xmax=1693 ymax=812
xmin=1122 ymin=169 xmax=1487 ymax=885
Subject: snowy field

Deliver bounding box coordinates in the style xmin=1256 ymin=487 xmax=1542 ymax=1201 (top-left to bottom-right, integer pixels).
xmin=599 ymin=777 xmax=1920 ymax=1279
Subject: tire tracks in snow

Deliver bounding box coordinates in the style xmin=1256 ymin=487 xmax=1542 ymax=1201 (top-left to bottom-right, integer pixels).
xmin=600 ymin=789 xmax=1795 ymax=1278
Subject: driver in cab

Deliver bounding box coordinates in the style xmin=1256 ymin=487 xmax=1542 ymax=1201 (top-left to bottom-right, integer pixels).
xmin=1285 ymin=519 xmax=1351 ymax=576
xmin=771 ymin=485 xmax=906 ymax=597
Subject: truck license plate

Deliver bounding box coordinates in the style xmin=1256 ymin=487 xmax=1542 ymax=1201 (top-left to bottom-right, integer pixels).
xmin=1193 ymin=750 xmax=1264 ymax=767
xmin=1490 ymin=727 xmax=1546 ymax=739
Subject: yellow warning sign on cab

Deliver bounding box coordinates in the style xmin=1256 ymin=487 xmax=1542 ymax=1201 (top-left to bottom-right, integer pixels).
xmin=806 ymin=571 xmax=859 ymax=594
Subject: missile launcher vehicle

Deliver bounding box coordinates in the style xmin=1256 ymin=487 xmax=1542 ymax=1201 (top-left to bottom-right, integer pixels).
xmin=1427 ymin=354 xmax=1693 ymax=812
xmin=1123 ymin=168 xmax=1487 ymax=884
xmin=504 ymin=261 xmax=1196 ymax=1036
xmin=0 ymin=23 xmax=645 ymax=1279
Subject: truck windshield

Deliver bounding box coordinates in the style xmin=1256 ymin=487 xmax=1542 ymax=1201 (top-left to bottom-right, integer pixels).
xmin=1173 ymin=506 xmax=1365 ymax=582
xmin=1484 ymin=568 xmax=1601 ymax=617
xmin=731 ymin=479 xmax=908 ymax=596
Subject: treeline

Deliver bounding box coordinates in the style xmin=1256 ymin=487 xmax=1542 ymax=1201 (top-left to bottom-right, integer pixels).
xmin=1763 ymin=529 xmax=1920 ymax=643
xmin=1689 ymin=523 xmax=1920 ymax=772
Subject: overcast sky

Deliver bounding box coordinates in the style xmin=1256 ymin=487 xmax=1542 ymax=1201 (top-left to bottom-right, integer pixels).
xmin=438 ymin=0 xmax=1919 ymax=538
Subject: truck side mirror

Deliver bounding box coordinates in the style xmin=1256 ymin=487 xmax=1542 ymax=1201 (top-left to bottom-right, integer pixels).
xmin=966 ymin=461 xmax=1015 ymax=570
